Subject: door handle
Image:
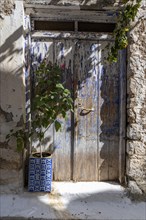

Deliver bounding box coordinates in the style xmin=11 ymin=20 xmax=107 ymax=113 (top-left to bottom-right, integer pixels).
xmin=80 ymin=107 xmax=94 ymax=116
xmin=81 ymin=107 xmax=94 ymax=112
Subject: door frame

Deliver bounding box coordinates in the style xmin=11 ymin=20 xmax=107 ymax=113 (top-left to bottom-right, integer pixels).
xmin=25 ymin=7 xmax=126 ymax=183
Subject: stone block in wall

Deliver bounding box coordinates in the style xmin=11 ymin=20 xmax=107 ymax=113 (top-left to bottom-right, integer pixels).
xmin=128 ymin=181 xmax=143 ymax=195
xmin=127 ymin=78 xmax=146 ymax=99
xmin=127 ymin=97 xmax=146 ymax=109
xmin=137 ymin=181 xmax=146 ymax=193
xmin=135 ymin=107 xmax=146 ymax=124
xmin=134 ymin=142 xmax=146 ymax=156
xmin=126 ymin=140 xmax=146 ymax=157
xmin=126 ymin=140 xmax=146 ymax=158
xmin=127 ymin=108 xmax=136 ymax=124
xmin=127 ymin=124 xmax=143 ymax=140
xmin=127 ymin=141 xmax=135 ymax=156
xmin=127 ymin=157 xmax=146 ymax=180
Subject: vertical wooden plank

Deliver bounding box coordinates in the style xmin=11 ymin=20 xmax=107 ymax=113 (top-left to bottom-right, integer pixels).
xmin=85 ymin=42 xmax=99 ymax=181
xmin=73 ymin=40 xmax=87 ymax=181
xmin=53 ymin=39 xmax=74 ymax=180
xmin=119 ymin=49 xmax=126 ymax=184
xmin=73 ymin=40 xmax=99 ymax=181
xmin=98 ymin=41 xmax=120 ymax=181
xmin=98 ymin=41 xmax=108 ymax=180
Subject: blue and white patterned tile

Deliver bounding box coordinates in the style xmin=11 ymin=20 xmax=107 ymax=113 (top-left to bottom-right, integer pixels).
xmin=28 ymin=158 xmax=52 ymax=192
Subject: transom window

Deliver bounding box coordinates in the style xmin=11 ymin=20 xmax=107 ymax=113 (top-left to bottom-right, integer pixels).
xmin=34 ymin=20 xmax=115 ymax=33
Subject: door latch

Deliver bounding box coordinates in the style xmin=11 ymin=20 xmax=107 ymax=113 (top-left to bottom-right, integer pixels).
xmin=81 ymin=107 xmax=94 ymax=112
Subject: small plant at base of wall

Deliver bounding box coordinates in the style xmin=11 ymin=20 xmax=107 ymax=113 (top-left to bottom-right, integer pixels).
xmin=107 ymin=0 xmax=142 ymax=63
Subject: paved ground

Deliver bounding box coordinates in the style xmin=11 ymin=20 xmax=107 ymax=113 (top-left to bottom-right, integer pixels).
xmin=0 ymin=182 xmax=146 ymax=220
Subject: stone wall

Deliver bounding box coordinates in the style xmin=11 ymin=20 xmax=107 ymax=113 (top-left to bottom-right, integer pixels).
xmin=126 ymin=0 xmax=146 ymax=195
xmin=0 ymin=0 xmax=25 ymax=193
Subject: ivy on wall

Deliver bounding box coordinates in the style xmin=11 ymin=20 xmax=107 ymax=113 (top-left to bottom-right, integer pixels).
xmin=107 ymin=0 xmax=142 ymax=62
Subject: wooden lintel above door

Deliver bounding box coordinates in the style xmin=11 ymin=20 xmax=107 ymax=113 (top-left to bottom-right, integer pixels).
xmin=24 ymin=4 xmax=118 ymax=24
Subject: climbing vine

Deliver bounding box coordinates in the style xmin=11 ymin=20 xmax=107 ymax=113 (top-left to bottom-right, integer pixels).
xmin=107 ymin=0 xmax=142 ymax=62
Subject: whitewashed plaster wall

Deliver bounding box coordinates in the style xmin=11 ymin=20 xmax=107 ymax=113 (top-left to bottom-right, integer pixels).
xmin=0 ymin=0 xmax=25 ymax=193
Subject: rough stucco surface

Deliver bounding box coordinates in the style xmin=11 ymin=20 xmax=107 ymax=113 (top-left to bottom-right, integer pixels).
xmin=0 ymin=1 xmax=25 ymax=193
xmin=0 ymin=0 xmax=15 ymax=19
xmin=25 ymin=0 xmax=122 ymax=8
xmin=126 ymin=1 xmax=146 ymax=195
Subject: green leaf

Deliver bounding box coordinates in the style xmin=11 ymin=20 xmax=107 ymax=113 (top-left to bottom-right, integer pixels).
xmin=61 ymin=111 xmax=66 ymax=118
xmin=64 ymin=89 xmax=70 ymax=94
xmin=56 ymin=83 xmax=64 ymax=90
xmin=55 ymin=120 xmax=61 ymax=132
xmin=6 ymin=134 xmax=10 ymax=139
xmin=16 ymin=137 xmax=24 ymax=152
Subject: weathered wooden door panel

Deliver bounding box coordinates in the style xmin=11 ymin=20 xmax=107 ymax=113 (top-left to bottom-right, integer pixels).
xmin=53 ymin=40 xmax=74 ymax=180
xmin=73 ymin=41 xmax=99 ymax=181
xmin=98 ymin=41 xmax=120 ymax=181
xmin=30 ymin=36 xmax=125 ymax=182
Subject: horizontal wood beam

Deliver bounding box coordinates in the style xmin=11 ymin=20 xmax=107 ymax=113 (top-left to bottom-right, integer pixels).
xmin=31 ymin=31 xmax=113 ymax=41
xmin=25 ymin=5 xmax=118 ymax=23
xmin=24 ymin=3 xmax=121 ymax=11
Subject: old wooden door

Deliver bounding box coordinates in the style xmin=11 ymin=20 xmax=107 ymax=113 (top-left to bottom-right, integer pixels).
xmin=31 ymin=34 xmax=126 ymax=182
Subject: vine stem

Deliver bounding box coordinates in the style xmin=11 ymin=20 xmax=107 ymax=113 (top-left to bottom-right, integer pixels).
xmin=39 ymin=129 xmax=42 ymax=158
xmin=40 ymin=143 xmax=42 ymax=158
